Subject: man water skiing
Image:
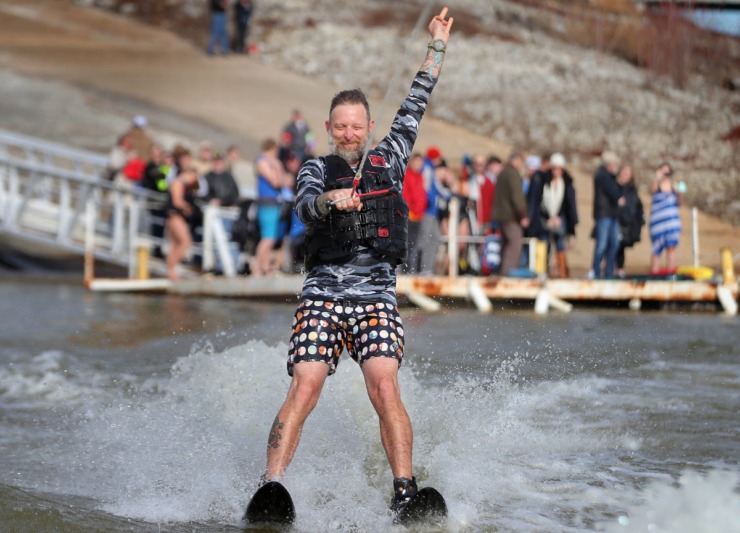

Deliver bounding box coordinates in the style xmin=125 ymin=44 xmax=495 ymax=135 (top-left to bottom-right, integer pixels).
xmin=248 ymin=7 xmax=453 ymax=520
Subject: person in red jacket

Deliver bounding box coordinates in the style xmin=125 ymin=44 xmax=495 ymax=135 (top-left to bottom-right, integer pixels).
xmin=402 ymin=152 xmax=428 ymax=273
xmin=469 ymin=153 xmax=494 ymax=233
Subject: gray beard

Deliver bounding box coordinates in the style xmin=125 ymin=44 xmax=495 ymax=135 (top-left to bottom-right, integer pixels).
xmin=327 ymin=134 xmax=367 ymax=165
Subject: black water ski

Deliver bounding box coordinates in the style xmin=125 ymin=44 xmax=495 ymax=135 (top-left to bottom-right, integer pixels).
xmin=394 ymin=487 xmax=447 ymax=527
xmin=244 ymin=481 xmax=296 ymax=525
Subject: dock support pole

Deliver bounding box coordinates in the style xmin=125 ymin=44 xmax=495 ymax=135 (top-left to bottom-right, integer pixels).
xmin=407 ymin=291 xmax=441 ymax=312
xmin=548 ymin=294 xmax=573 ymax=313
xmin=721 ymin=248 xmax=735 ymax=285
xmin=83 ymin=197 xmax=95 ymax=287
xmin=468 ymin=279 xmax=492 ymax=313
xmin=534 ymin=289 xmax=549 ymax=315
xmin=535 ymin=286 xmax=572 ymax=315
xmin=137 ymin=245 xmax=150 ymax=280
xmin=534 ymin=240 xmax=548 ymax=276
xmin=718 ymin=248 xmax=737 ymax=316
xmin=717 ymin=286 xmax=738 ymax=316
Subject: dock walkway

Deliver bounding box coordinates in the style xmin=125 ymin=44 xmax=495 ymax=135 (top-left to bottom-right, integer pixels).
xmin=89 ymin=270 xmax=739 ymax=315
xmin=0 ymin=128 xmax=241 ymax=277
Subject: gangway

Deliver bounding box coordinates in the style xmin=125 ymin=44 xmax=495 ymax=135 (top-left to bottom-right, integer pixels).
xmin=0 ymin=128 xmax=240 ymax=279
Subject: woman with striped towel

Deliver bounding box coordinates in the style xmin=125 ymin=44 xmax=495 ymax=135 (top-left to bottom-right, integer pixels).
xmin=649 ymin=162 xmax=682 ymax=274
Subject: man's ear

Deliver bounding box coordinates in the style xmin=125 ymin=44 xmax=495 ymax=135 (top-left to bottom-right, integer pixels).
xmin=369 ymin=119 xmax=376 ymax=134
xmin=325 ymin=120 xmax=331 ymax=133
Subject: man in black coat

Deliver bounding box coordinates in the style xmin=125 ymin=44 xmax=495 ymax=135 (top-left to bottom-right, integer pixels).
xmin=232 ymin=0 xmax=254 ymax=54
xmin=615 ymin=165 xmax=644 ymax=277
xmin=204 ymin=153 xmax=240 ymax=207
xmin=591 ymin=151 xmax=624 ymax=278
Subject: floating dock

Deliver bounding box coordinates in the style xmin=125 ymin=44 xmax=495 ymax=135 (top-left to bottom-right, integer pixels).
xmin=88 ymin=271 xmax=739 ymax=315
xmin=87 ymin=246 xmax=739 ymax=315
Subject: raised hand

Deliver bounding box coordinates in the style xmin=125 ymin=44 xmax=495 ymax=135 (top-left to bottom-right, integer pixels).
xmin=429 ymin=7 xmax=454 ymax=42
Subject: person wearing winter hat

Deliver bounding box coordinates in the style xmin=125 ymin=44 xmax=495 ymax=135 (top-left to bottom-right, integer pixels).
xmin=527 ymin=152 xmax=578 ymax=278
xmin=417 ymin=146 xmax=445 ymax=274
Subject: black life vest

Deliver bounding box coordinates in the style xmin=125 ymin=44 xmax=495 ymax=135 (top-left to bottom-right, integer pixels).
xmin=304 ymin=153 xmax=409 ymax=269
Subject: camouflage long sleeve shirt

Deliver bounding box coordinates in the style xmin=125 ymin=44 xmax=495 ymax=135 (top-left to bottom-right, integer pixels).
xmin=294 ymin=71 xmax=438 ymax=305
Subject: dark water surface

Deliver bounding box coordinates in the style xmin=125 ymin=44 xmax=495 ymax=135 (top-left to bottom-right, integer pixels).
xmin=1 ymin=277 xmax=738 ymax=532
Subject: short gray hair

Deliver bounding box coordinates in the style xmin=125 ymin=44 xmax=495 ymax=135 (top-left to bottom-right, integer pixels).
xmin=329 ymin=89 xmax=370 ymax=120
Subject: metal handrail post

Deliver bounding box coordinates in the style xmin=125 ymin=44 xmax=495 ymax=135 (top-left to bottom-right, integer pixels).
xmin=111 ymin=190 xmax=126 ymax=255
xmin=448 ymin=197 xmax=459 ymax=278
xmin=0 ymin=166 xmax=7 ymax=223
xmin=692 ymin=207 xmax=699 ymax=267
xmin=202 ymin=205 xmax=215 ymax=272
xmin=128 ymin=200 xmax=140 ymax=279
xmin=206 ymin=205 xmax=237 ymax=276
xmin=6 ymin=167 xmax=21 ymax=229
xmin=58 ymin=179 xmax=72 ymax=243
xmin=83 ymin=196 xmax=96 ymax=285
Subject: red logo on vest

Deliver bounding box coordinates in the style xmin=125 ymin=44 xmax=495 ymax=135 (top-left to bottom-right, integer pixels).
xmin=378 ymin=228 xmax=389 ymax=238
xmin=368 ymin=155 xmax=386 ymax=167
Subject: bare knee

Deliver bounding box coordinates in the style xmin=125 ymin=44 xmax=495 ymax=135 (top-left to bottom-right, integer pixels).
xmin=367 ymin=374 xmax=401 ymax=411
xmin=288 ymin=383 xmax=320 ymax=413
xmin=285 ymin=365 xmax=327 ymax=415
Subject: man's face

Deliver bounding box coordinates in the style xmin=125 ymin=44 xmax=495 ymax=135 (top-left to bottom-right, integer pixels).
xmin=618 ymin=166 xmax=633 ymax=185
xmin=487 ymin=161 xmax=502 ymax=176
xmin=472 ymin=156 xmax=486 ymax=175
xmin=326 ymin=103 xmax=374 ymax=164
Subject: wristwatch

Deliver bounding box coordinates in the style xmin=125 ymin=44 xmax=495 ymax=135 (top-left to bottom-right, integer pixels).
xmin=428 ymin=39 xmax=447 ymax=53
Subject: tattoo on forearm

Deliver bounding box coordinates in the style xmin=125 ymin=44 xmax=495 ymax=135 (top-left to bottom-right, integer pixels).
xmin=422 ymin=50 xmax=445 ymax=77
xmin=268 ymin=416 xmax=285 ymax=449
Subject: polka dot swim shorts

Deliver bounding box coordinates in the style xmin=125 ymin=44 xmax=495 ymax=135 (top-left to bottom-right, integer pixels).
xmin=287 ymin=299 xmax=405 ymax=376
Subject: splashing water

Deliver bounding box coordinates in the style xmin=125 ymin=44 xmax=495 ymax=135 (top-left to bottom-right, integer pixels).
xmin=1 ymin=299 xmax=739 ymax=531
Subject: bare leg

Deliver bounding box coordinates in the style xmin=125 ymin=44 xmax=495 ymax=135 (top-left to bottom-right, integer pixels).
xmin=254 ymin=237 xmax=275 ymax=276
xmin=666 ymin=246 xmax=676 ymax=271
xmin=361 ymin=357 xmax=413 ymax=479
xmin=264 ymin=361 xmax=329 ymax=480
xmin=651 ymin=253 xmax=661 ymax=274
xmin=274 ymin=241 xmax=285 ymax=273
xmin=166 ymin=216 xmax=192 ymax=280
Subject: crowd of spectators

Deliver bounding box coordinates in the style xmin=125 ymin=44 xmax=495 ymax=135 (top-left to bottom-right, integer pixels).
xmin=399 ymin=145 xmax=684 ymax=279
xmin=105 ymin=107 xmax=317 ymax=279
xmin=106 ymin=109 xmax=683 ymax=281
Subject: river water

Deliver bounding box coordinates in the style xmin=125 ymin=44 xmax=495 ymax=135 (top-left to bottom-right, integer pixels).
xmin=1 ymin=276 xmax=739 ymax=532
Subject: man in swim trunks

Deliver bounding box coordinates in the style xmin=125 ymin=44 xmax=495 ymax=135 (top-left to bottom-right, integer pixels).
xmin=256 ymin=7 xmax=453 ymax=515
